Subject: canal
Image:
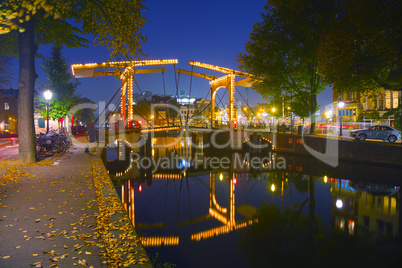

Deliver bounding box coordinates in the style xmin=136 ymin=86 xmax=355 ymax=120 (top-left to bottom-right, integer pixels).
xmin=104 ymin=135 xmax=402 ymax=268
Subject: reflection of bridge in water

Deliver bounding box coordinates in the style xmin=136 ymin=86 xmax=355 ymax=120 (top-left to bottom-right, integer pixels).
xmin=120 ymin=170 xmax=258 ymax=247
xmin=105 ymin=134 xmax=402 ymax=248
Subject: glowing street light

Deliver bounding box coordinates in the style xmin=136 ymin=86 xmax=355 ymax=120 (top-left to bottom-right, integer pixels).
xmin=44 ymin=90 xmax=52 ymax=134
xmin=271 ymin=107 xmax=276 ymax=131
xmin=338 ymin=102 xmax=345 ymax=137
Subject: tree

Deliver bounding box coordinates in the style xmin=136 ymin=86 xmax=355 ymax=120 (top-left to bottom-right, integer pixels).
xmin=74 ymin=97 xmax=96 ymax=126
xmin=316 ymin=0 xmax=401 ymax=128
xmin=0 ymin=0 xmax=146 ymax=163
xmin=238 ymin=0 xmax=333 ymax=133
xmin=35 ymin=45 xmax=79 ymax=128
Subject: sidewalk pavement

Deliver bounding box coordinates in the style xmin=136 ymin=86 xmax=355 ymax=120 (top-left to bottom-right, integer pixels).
xmin=0 ymin=138 xmax=151 ymax=268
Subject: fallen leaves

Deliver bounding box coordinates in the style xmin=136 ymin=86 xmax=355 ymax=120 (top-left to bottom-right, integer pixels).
xmin=0 ymin=150 xmax=151 ymax=267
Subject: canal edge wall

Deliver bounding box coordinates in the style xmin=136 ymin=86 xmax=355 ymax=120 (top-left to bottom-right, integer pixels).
xmin=267 ymin=133 xmax=402 ymax=167
xmin=90 ymin=146 xmax=153 ymax=267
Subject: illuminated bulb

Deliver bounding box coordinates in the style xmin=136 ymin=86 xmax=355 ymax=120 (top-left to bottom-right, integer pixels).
xmin=336 ymin=198 xmax=343 ymax=209
xmin=233 ymin=178 xmax=237 ymax=184
xmin=219 ymin=173 xmax=223 ymax=181
xmin=271 ymin=184 xmax=276 ymax=192
xmin=323 ymin=176 xmax=328 ymax=183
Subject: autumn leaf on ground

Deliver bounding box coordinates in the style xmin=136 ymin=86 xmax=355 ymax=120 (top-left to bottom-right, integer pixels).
xmin=78 ymin=259 xmax=88 ymax=266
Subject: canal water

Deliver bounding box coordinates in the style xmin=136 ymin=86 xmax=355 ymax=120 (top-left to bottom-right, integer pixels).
xmin=105 ymin=136 xmax=402 ymax=268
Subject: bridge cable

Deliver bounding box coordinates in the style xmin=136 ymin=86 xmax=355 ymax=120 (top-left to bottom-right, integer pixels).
xmin=186 ymin=65 xmax=194 ymax=125
xmin=185 ymin=85 xmax=223 ymax=125
xmin=132 ymin=75 xmax=170 ymax=126
xmin=92 ymin=85 xmax=123 ymax=126
xmin=185 ymin=86 xmax=213 ymax=126
xmin=235 ymin=85 xmax=263 ymax=125
xmin=173 ymin=64 xmax=180 ymax=96
xmin=103 ymin=95 xmax=122 ymax=127
xmin=185 ymin=85 xmax=229 ymax=127
xmin=162 ymin=70 xmax=166 ymax=95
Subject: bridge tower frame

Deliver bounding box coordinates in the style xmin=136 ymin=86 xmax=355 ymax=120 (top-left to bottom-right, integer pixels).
xmin=71 ymin=59 xmax=178 ymax=124
xmin=177 ymin=61 xmax=260 ymax=127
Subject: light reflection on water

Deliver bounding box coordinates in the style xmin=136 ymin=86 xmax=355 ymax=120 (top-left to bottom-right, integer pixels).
xmin=105 ymin=137 xmax=402 ymax=268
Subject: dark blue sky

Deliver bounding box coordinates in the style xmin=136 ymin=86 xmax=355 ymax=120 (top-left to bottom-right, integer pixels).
xmin=9 ymin=0 xmax=332 ymax=109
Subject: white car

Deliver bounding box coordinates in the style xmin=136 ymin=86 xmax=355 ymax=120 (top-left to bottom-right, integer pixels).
xmin=350 ymin=125 xmax=401 ymax=143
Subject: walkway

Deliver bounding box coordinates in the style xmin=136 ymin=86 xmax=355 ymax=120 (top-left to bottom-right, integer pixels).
xmin=0 ymin=137 xmax=152 ymax=267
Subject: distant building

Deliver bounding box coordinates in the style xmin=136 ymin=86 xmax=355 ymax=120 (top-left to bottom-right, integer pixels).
xmin=151 ymin=95 xmax=174 ymax=123
xmin=180 ymin=104 xmax=195 ymax=125
xmin=0 ymin=88 xmax=18 ymax=133
xmin=333 ymin=88 xmax=400 ymax=125
xmin=195 ymin=97 xmax=210 ymax=119
xmin=175 ymin=90 xmax=196 ymax=105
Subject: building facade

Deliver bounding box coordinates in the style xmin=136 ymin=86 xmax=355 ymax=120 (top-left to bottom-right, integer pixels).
xmin=0 ymin=88 xmax=18 ymax=133
xmin=333 ymin=89 xmax=401 ymax=125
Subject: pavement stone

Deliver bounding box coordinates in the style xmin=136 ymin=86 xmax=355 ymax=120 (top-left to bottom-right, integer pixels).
xmin=0 ymin=138 xmax=151 ymax=268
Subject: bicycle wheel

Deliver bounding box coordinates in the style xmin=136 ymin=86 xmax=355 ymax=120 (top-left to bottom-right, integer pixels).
xmin=56 ymin=141 xmax=67 ymax=154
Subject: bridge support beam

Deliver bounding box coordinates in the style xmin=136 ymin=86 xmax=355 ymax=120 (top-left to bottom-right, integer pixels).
xmin=210 ymin=74 xmax=235 ymax=128
xmin=121 ymin=81 xmax=127 ymax=124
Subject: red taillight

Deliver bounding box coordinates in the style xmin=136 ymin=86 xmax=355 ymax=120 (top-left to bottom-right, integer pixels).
xmin=10 ymin=137 xmax=16 ymax=141
xmin=138 ymin=185 xmax=143 ymax=192
xmin=233 ymin=178 xmax=237 ymax=184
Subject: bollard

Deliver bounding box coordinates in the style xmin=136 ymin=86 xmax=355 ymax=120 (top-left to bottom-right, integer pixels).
xmin=85 ymin=145 xmax=89 ymax=153
xmin=10 ymin=137 xmax=16 ymax=146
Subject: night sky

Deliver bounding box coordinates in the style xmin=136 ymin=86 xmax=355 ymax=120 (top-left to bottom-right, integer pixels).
xmin=8 ymin=0 xmax=332 ymax=110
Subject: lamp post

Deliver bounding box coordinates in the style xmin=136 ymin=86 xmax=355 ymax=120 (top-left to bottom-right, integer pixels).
xmin=287 ymin=106 xmax=292 ymax=133
xmin=44 ymin=90 xmax=52 ymax=134
xmin=338 ymin=102 xmax=345 ymax=137
xmin=272 ymin=107 xmax=276 ymax=132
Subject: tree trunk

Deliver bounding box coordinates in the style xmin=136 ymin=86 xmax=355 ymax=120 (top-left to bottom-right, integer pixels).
xmin=18 ymin=19 xmax=37 ymax=163
xmin=310 ymin=95 xmax=317 ymax=135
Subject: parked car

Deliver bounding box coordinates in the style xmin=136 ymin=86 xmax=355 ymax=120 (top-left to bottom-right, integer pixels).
xmin=350 ymin=125 xmax=401 ymax=143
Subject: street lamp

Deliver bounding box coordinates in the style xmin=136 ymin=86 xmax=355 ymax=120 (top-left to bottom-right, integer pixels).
xmin=272 ymin=107 xmax=276 ymax=131
xmin=44 ymin=90 xmax=52 ymax=134
xmin=338 ymin=102 xmax=345 ymax=137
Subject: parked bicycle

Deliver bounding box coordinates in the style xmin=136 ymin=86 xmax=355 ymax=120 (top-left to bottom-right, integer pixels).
xmin=36 ymin=130 xmax=72 ymax=156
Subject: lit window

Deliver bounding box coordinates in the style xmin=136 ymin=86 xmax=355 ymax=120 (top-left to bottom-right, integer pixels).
xmin=385 ymin=90 xmax=391 ymax=109
xmin=390 ymin=197 xmax=396 ymax=215
xmin=4 ymin=102 xmax=9 ymax=110
xmin=393 ymin=91 xmax=398 ymax=108
xmin=383 ymin=196 xmax=389 ymax=215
